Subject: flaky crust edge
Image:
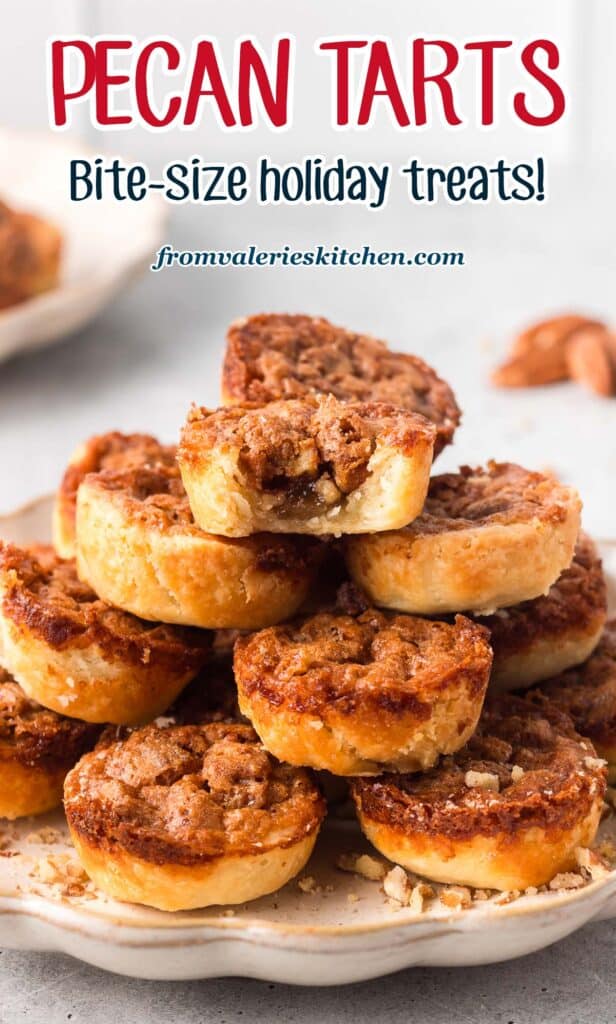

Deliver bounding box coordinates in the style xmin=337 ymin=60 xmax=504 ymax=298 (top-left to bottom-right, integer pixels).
xmin=353 ymin=803 xmax=603 ymax=890
xmin=0 ymin=747 xmax=66 ymax=819
xmin=344 ymin=497 xmax=582 ymax=614
xmin=489 ymin=619 xmax=605 ymax=692
xmin=0 ymin=610 xmax=199 ymax=725
xmin=67 ymin=826 xmax=319 ymax=910
xmin=179 ymin=439 xmax=434 ymax=538
xmin=75 ymin=477 xmax=322 ymax=628
xmin=234 ymin=616 xmax=492 ymax=775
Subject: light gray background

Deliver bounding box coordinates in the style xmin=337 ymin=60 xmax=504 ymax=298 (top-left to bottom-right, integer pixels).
xmin=0 ymin=0 xmax=615 ymax=533
xmin=0 ymin=2 xmax=615 ymax=1020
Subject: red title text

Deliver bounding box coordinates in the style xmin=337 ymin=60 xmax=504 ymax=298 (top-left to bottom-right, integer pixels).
xmin=48 ymin=35 xmax=566 ymax=131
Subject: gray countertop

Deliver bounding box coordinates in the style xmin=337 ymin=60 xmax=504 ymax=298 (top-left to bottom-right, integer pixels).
xmin=0 ymin=172 xmax=615 ymax=1021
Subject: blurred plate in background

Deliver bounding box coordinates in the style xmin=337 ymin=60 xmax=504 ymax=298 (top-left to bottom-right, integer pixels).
xmin=0 ymin=128 xmax=165 ymax=363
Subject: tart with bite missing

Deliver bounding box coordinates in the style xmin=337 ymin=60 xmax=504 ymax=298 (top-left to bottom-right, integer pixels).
xmin=0 ymin=198 xmax=62 ymax=310
xmin=0 ymin=543 xmax=210 ymax=725
xmin=0 ymin=667 xmax=100 ymax=819
xmin=482 ymin=533 xmax=607 ymax=692
xmin=64 ymin=721 xmax=326 ymax=911
xmin=178 ymin=395 xmax=436 ymax=537
xmin=75 ymin=451 xmax=323 ymax=629
xmin=529 ymin=620 xmax=616 ymax=781
xmin=344 ymin=462 xmax=581 ymax=614
xmin=53 ymin=431 xmax=173 ymax=559
xmin=351 ymin=695 xmax=606 ymax=890
xmin=222 ymin=313 xmax=460 ymax=456
xmin=234 ymin=609 xmax=493 ymax=775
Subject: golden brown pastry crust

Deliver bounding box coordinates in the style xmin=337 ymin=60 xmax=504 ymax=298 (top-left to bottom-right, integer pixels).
xmin=344 ymin=462 xmax=582 ymax=614
xmin=0 ymin=757 xmax=66 ymax=820
xmin=234 ymin=610 xmax=492 ymax=775
xmin=0 ymin=199 xmax=62 ymax=309
xmin=76 ymin=461 xmax=323 ymax=629
xmin=53 ymin=431 xmax=173 ymax=558
xmin=0 ymin=543 xmax=210 ymax=725
xmin=68 ymin=829 xmax=318 ymax=912
xmin=482 ymin=534 xmax=607 ymax=690
xmin=64 ymin=721 xmax=325 ymax=909
xmin=352 ymin=695 xmax=606 ymax=890
xmin=222 ymin=313 xmax=460 ymax=455
xmin=529 ymin=620 xmax=616 ymax=771
xmin=179 ymin=396 xmax=435 ymax=536
xmin=0 ymin=667 xmax=100 ymax=818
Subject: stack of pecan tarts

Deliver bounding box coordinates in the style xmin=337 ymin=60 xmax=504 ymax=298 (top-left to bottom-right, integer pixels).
xmin=1 ymin=313 xmax=611 ymax=910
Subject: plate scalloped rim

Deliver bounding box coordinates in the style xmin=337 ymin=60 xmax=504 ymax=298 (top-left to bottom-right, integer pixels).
xmin=0 ymin=128 xmax=165 ymax=363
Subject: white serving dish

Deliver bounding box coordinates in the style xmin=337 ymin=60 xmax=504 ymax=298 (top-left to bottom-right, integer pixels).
xmin=0 ymin=129 xmax=164 ymax=363
xmin=0 ymin=495 xmax=615 ymax=985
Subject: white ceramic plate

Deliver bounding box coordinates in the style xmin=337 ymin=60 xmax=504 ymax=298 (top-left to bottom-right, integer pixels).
xmin=0 ymin=130 xmax=165 ymax=363
xmin=0 ymin=496 xmax=615 ymax=985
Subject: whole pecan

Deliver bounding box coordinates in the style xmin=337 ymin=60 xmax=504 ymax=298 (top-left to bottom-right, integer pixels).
xmin=492 ymin=314 xmax=605 ymax=388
